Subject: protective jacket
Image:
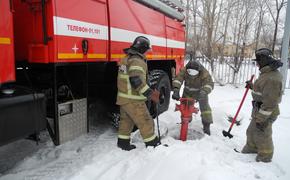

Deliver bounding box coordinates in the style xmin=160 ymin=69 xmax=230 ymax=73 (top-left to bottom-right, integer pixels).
xmin=172 ymin=66 xmax=214 ymax=98
xmin=116 ymin=52 xmax=150 ymax=105
xmin=251 ymin=65 xmax=283 ymax=123
xmin=172 ymin=65 xmax=214 ymax=125
xmin=116 ymin=50 xmax=158 ymax=146
xmin=242 ymin=64 xmax=283 ymax=162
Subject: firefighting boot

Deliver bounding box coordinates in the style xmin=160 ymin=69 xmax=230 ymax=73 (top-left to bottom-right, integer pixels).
xmin=145 ymin=136 xmax=161 ymax=148
xmin=202 ymin=122 xmax=211 ymax=135
xmin=117 ymin=138 xmax=136 ymax=151
xmin=241 ymin=145 xmax=257 ymax=154
xmin=256 ymin=154 xmax=272 ymax=163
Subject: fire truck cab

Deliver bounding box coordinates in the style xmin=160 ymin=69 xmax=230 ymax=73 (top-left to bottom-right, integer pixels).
xmin=0 ymin=0 xmax=185 ymax=146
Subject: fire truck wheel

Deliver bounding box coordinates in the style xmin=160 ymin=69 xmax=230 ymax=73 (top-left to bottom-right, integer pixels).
xmin=148 ymin=70 xmax=171 ymax=117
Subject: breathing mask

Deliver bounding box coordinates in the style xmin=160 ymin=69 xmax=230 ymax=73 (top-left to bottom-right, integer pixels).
xmin=187 ymin=69 xmax=199 ymax=76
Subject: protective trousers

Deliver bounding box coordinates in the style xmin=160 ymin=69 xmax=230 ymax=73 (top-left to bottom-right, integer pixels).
xmin=183 ymin=92 xmax=213 ymax=124
xmin=244 ymin=117 xmax=274 ymax=161
xmin=198 ymin=94 xmax=213 ymax=124
xmin=118 ymin=102 xmax=156 ymax=142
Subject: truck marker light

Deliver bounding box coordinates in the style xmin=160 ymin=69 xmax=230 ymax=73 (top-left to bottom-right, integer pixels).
xmin=0 ymin=37 xmax=11 ymax=45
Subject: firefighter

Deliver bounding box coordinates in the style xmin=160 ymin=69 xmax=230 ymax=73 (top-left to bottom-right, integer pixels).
xmin=172 ymin=60 xmax=214 ymax=135
xmin=116 ymin=36 xmax=161 ymax=151
xmin=241 ymin=48 xmax=283 ymax=162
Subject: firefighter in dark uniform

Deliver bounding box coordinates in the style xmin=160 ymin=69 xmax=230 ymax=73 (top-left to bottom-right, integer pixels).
xmin=172 ymin=61 xmax=214 ymax=135
xmin=116 ymin=36 xmax=161 ymax=151
xmin=242 ymin=48 xmax=283 ymax=162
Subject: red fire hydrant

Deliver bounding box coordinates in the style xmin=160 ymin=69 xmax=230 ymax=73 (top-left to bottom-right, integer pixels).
xmin=175 ymin=98 xmax=199 ymax=141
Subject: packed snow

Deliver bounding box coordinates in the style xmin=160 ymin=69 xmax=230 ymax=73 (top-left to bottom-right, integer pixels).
xmin=0 ymin=85 xmax=289 ymax=180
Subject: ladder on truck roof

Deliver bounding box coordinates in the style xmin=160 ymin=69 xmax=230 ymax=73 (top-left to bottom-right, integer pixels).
xmin=135 ymin=0 xmax=185 ymax=21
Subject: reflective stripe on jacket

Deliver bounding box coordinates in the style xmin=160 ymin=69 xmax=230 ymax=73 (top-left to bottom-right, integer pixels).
xmin=172 ymin=66 xmax=214 ymax=95
xmin=116 ymin=54 xmax=150 ymax=105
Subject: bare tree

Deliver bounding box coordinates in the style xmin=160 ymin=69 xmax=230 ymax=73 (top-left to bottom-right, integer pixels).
xmin=184 ymin=0 xmax=191 ymax=50
xmin=261 ymin=23 xmax=275 ymax=48
xmin=198 ymin=0 xmax=218 ymax=71
xmin=233 ymin=1 xmax=243 ymax=65
xmin=240 ymin=0 xmax=256 ymax=61
xmin=223 ymin=0 xmax=256 ymax=84
xmin=220 ymin=1 xmax=239 ymax=62
xmin=266 ymin=0 xmax=287 ymax=52
xmin=213 ymin=0 xmax=224 ymax=45
xmin=254 ymin=0 xmax=267 ymax=50
xmin=192 ymin=0 xmax=198 ymax=59
xmin=182 ymin=0 xmax=287 ymax=85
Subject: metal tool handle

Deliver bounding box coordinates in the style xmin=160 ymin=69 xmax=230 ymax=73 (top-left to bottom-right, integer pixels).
xmin=228 ymin=74 xmax=255 ymax=130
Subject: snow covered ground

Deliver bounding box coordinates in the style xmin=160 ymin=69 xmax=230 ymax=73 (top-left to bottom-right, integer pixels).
xmin=0 ymin=85 xmax=289 ymax=180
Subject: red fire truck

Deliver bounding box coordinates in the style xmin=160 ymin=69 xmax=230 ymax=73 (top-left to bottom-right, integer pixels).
xmin=0 ymin=0 xmax=185 ymax=146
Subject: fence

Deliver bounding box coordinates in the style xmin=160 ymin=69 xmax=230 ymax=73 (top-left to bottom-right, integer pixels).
xmin=193 ymin=56 xmax=258 ymax=86
xmin=190 ymin=56 xmax=290 ymax=89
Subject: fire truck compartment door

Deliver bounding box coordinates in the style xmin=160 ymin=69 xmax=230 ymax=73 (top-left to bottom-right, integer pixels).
xmin=0 ymin=0 xmax=15 ymax=84
xmin=54 ymin=0 xmax=108 ymax=62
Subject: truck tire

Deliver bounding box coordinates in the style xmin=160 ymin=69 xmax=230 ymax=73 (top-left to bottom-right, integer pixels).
xmin=148 ymin=70 xmax=171 ymax=117
xmin=111 ymin=70 xmax=171 ymax=128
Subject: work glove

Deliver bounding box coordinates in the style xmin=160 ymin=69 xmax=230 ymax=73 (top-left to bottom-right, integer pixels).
xmin=198 ymin=90 xmax=208 ymax=101
xmin=199 ymin=89 xmax=207 ymax=96
xmin=256 ymin=121 xmax=269 ymax=132
xmin=151 ymin=89 xmax=160 ymax=103
xmin=172 ymin=88 xmax=180 ymax=100
xmin=200 ymin=85 xmax=213 ymax=95
xmin=197 ymin=89 xmax=208 ymax=103
xmin=245 ymin=80 xmax=253 ymax=89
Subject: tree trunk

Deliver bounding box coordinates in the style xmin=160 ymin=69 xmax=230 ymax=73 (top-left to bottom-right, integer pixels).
xmin=213 ymin=0 xmax=223 ymax=44
xmin=192 ymin=0 xmax=198 ymax=59
xmin=271 ymin=11 xmax=280 ymax=52
xmin=270 ymin=0 xmax=285 ymax=53
xmin=221 ymin=4 xmax=231 ymax=62
xmin=204 ymin=0 xmax=217 ymax=72
xmin=255 ymin=9 xmax=264 ymax=50
xmin=185 ymin=0 xmax=190 ymax=51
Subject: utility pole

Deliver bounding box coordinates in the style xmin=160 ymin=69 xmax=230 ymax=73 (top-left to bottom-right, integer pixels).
xmin=281 ymin=0 xmax=290 ymax=91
